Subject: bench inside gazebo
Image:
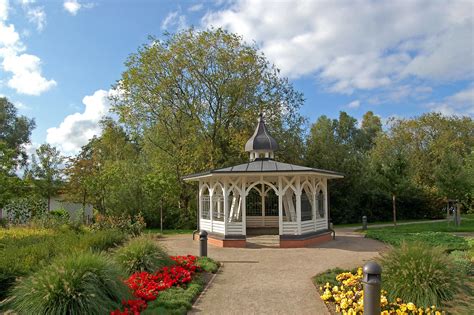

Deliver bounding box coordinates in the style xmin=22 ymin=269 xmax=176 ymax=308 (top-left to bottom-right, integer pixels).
xmin=183 ymin=114 xmax=343 ymax=248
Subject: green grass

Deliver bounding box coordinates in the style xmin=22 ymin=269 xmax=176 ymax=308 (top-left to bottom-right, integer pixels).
xmin=366 ymin=230 xmax=469 ymax=251
xmin=335 ymin=218 xmax=430 ymax=228
xmin=143 ymin=274 xmax=205 ymax=315
xmin=144 ymin=229 xmax=194 ymax=235
xmin=365 ymin=218 xmax=473 ymax=251
xmin=336 ymin=214 xmax=474 ymax=229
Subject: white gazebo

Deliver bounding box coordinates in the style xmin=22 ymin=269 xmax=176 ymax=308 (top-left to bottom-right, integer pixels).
xmin=183 ymin=114 xmax=343 ymax=248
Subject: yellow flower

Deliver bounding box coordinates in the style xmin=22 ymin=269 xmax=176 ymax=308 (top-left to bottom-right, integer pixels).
xmin=332 ymin=285 xmax=339 ymax=293
xmin=407 ymin=302 xmax=416 ymax=311
xmin=340 ymin=298 xmax=349 ymax=310
xmin=357 ymin=267 xmax=363 ymax=276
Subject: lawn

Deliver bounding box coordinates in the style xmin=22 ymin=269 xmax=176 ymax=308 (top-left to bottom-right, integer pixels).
xmin=364 ymin=216 xmax=474 ymax=251
xmin=334 ymin=218 xmax=433 ymax=228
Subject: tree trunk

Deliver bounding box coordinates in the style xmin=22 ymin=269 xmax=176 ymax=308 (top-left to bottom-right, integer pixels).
xmin=392 ymin=194 xmax=397 ymax=226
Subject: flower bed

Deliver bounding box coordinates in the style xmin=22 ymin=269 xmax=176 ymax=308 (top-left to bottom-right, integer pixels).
xmin=316 ymin=268 xmax=445 ymax=315
xmin=111 ymin=255 xmax=203 ymax=315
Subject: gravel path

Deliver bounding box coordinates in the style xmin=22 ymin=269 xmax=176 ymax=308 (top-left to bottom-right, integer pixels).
xmin=158 ymin=232 xmax=386 ymax=315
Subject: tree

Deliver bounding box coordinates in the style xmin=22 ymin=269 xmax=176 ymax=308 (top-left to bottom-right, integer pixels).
xmin=305 ymin=111 xmax=372 ymax=223
xmin=30 ymin=144 xmax=64 ymax=210
xmin=0 ymin=97 xmax=35 ymax=206
xmin=359 ymin=111 xmax=382 ymax=151
xmin=369 ymin=131 xmax=411 ymax=226
xmin=112 ymin=28 xmax=305 ymax=220
xmin=435 ymin=150 xmax=473 ymax=204
xmin=0 ymin=97 xmax=36 ymax=169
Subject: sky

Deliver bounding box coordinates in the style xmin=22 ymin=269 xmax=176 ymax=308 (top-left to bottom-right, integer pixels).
xmin=0 ymin=0 xmax=473 ymax=157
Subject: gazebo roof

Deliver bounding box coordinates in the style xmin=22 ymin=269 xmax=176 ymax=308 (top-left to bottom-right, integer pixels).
xmin=182 ymin=159 xmax=344 ymax=181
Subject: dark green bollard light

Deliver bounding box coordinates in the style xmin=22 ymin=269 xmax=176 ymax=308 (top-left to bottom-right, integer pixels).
xmin=199 ymin=230 xmax=208 ymax=257
xmin=363 ymin=261 xmax=382 ymax=315
xmin=362 ymin=216 xmax=367 ymax=230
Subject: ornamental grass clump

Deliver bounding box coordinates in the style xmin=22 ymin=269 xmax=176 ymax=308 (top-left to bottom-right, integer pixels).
xmin=9 ymin=252 xmax=129 ymax=315
xmin=114 ymin=237 xmax=173 ymax=275
xmin=78 ymin=229 xmax=128 ymax=252
xmin=380 ymin=241 xmax=459 ymax=307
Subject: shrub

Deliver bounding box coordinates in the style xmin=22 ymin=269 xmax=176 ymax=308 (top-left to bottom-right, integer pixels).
xmin=29 ymin=212 xmax=69 ymax=229
xmin=49 ymin=208 xmax=70 ymax=218
xmin=9 ymin=252 xmax=130 ymax=315
xmin=380 ymin=242 xmax=459 ymax=307
xmin=195 ymin=257 xmax=219 ymax=273
xmin=0 ymin=218 xmax=8 ymax=228
xmin=2 ymin=196 xmax=47 ymax=224
xmin=143 ymin=276 xmax=204 ymax=315
xmin=0 ymin=228 xmax=128 ymax=301
xmin=78 ymin=229 xmax=128 ymax=252
xmin=91 ymin=213 xmax=146 ymax=236
xmin=449 ymin=250 xmax=473 ymax=276
xmin=0 ymin=228 xmax=78 ymax=299
xmin=114 ymin=237 xmax=173 ymax=274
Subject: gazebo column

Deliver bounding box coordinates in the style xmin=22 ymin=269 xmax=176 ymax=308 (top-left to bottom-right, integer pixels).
xmin=241 ymin=177 xmax=247 ymax=235
xmin=324 ymin=178 xmax=329 ymax=229
xmin=261 ymin=182 xmax=265 ymax=227
xmin=278 ymin=176 xmax=283 ymax=235
xmin=312 ymin=177 xmax=317 ymax=230
xmin=209 ymin=185 xmax=214 ymax=233
xmin=296 ymin=176 xmax=302 ymax=235
xmin=223 ymin=181 xmax=228 ymax=235
xmin=198 ymin=181 xmax=203 ymax=234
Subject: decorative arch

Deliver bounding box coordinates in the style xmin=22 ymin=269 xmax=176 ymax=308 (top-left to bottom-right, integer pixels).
xmin=199 ymin=183 xmax=211 ymax=196
xmin=245 ymin=180 xmax=279 ymax=196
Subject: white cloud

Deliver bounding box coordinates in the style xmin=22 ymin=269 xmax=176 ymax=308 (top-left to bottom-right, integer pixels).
xmin=63 ymin=0 xmax=81 ymax=15
xmin=203 ymin=0 xmax=474 ymax=94
xmin=188 ymin=3 xmax=203 ymax=12
xmin=161 ymin=11 xmax=187 ymax=30
xmin=0 ymin=0 xmax=55 ymax=95
xmin=17 ymin=0 xmax=46 ymax=31
xmin=46 ymin=89 xmax=112 ymax=155
xmin=2 ymin=53 xmax=56 ymax=95
xmin=26 ymin=6 xmax=46 ymax=31
xmin=346 ymin=100 xmax=360 ymax=109
xmin=0 ymin=0 xmax=8 ymax=21
xmin=428 ymin=85 xmax=474 ymax=116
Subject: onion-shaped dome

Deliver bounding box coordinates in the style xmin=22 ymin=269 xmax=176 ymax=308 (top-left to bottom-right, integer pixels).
xmin=245 ymin=113 xmax=279 ymax=160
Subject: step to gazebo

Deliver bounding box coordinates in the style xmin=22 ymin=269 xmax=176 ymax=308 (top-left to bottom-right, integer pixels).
xmin=246 ymin=235 xmax=280 ymax=248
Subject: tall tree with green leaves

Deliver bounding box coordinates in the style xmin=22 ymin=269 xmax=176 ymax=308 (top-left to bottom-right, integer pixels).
xmin=369 ymin=128 xmax=411 ymax=226
xmin=111 ymin=28 xmax=306 ymax=217
xmin=0 ymin=97 xmax=36 ymax=206
xmin=30 ymin=144 xmax=65 ymax=210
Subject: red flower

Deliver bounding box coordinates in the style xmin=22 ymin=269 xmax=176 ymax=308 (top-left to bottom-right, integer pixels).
xmin=111 ymin=254 xmax=202 ymax=314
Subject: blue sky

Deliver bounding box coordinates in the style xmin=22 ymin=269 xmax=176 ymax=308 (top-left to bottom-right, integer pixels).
xmin=0 ymin=0 xmax=473 ymax=156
